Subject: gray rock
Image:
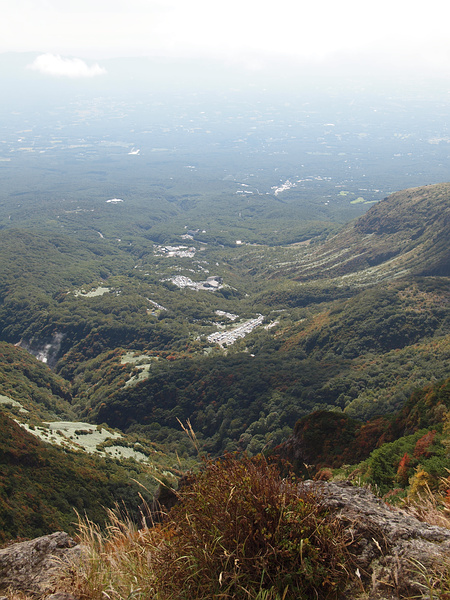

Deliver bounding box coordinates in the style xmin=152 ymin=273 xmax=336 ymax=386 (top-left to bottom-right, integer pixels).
xmin=302 ymin=480 xmax=450 ymax=599
xmin=0 ymin=531 xmax=81 ymax=597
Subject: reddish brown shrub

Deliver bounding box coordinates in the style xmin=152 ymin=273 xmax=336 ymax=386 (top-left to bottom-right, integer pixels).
xmin=153 ymin=454 xmax=352 ymax=599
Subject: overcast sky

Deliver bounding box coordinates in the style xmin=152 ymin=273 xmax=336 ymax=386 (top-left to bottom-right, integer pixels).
xmin=1 ymin=0 xmax=450 ymax=80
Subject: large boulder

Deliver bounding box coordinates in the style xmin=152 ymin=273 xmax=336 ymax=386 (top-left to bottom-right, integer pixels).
xmin=303 ymin=480 xmax=450 ymax=599
xmin=0 ymin=531 xmax=81 ymax=597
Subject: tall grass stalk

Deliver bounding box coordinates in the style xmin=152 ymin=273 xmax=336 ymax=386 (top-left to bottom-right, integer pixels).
xmin=63 ymin=510 xmax=159 ymax=600
xmin=403 ymin=482 xmax=450 ymax=529
xmin=407 ymin=557 xmax=450 ymax=600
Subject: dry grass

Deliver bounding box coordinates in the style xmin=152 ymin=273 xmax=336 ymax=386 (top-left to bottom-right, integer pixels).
xmin=60 ymin=454 xmax=354 ymax=600
xmin=59 ymin=510 xmax=159 ymax=600
xmin=1 ymin=593 xmax=36 ymax=600
xmin=407 ymin=557 xmax=450 ymax=600
xmin=401 ymin=483 xmax=450 ymax=600
xmin=403 ymin=482 xmax=450 ymax=530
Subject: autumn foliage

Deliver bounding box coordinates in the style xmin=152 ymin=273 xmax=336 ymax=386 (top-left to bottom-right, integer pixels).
xmin=70 ymin=454 xmax=353 ymax=600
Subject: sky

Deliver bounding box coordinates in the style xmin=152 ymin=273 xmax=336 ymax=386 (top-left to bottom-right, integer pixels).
xmin=1 ymin=0 xmax=450 ymax=80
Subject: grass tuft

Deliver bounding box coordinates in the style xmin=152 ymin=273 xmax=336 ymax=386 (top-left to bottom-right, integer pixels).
xmin=407 ymin=557 xmax=450 ymax=600
xmin=61 ymin=454 xmax=353 ymax=600
xmin=403 ymin=482 xmax=450 ymax=530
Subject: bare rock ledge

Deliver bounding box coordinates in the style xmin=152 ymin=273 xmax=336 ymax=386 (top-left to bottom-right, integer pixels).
xmin=0 ymin=531 xmax=81 ymax=598
xmin=1 ymin=483 xmax=449 ymax=599
xmin=302 ymin=480 xmax=450 ymax=599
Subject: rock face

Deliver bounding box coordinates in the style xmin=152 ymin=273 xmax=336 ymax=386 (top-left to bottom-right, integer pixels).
xmin=1 ymin=484 xmax=449 ymax=600
xmin=302 ymin=480 xmax=450 ymax=600
xmin=17 ymin=332 xmax=65 ymax=368
xmin=0 ymin=531 xmax=80 ymax=597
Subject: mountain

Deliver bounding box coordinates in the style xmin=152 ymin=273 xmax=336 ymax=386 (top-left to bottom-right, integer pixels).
xmin=276 ymin=377 xmax=450 ymax=476
xmin=0 ymin=411 xmax=155 ymax=541
xmin=0 ymin=342 xmax=192 ymax=540
xmin=80 ymin=184 xmax=449 ymax=452
xmin=269 ymin=182 xmax=450 ymax=284
xmin=0 ymin=342 xmax=74 ymax=421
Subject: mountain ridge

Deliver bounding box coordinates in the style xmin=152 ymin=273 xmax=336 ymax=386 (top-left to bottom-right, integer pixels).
xmin=271 ymin=182 xmax=450 ymax=285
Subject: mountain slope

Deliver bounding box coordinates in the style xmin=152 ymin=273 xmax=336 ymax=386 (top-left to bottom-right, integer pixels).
xmin=59 ymin=185 xmax=449 ymax=454
xmin=275 ymin=377 xmax=450 ymax=481
xmin=0 ymin=342 xmax=74 ymax=421
xmin=0 ymin=411 xmax=154 ymax=541
xmin=0 ymin=182 xmax=448 ymax=496
xmin=274 ymin=183 xmax=450 ymax=285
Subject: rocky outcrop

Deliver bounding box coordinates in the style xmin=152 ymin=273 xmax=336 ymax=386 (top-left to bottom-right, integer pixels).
xmin=302 ymin=480 xmax=450 ymax=600
xmin=0 ymin=531 xmax=81 ymax=597
xmin=17 ymin=332 xmax=65 ymax=368
xmin=1 ymin=484 xmax=449 ymax=600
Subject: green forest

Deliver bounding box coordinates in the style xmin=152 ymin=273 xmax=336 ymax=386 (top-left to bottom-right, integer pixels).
xmin=0 ymin=180 xmax=449 ymax=540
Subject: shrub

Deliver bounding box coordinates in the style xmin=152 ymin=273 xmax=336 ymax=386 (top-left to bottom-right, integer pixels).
xmin=154 ymin=454 xmax=352 ymax=599
xmin=66 ymin=454 xmax=353 ymax=600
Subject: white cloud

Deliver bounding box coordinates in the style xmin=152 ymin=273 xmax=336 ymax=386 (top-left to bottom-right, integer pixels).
xmin=28 ymin=54 xmax=107 ymax=78
xmin=1 ymin=0 xmax=448 ymax=79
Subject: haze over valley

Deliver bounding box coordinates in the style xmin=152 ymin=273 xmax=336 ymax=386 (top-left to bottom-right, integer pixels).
xmin=3 ymin=54 xmax=450 ymax=248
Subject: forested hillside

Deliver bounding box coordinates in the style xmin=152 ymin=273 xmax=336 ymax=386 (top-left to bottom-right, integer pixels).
xmin=0 ymin=182 xmax=448 ymax=539
xmin=0 ymin=412 xmax=154 ymax=541
xmin=278 ymin=377 xmax=450 ymax=482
